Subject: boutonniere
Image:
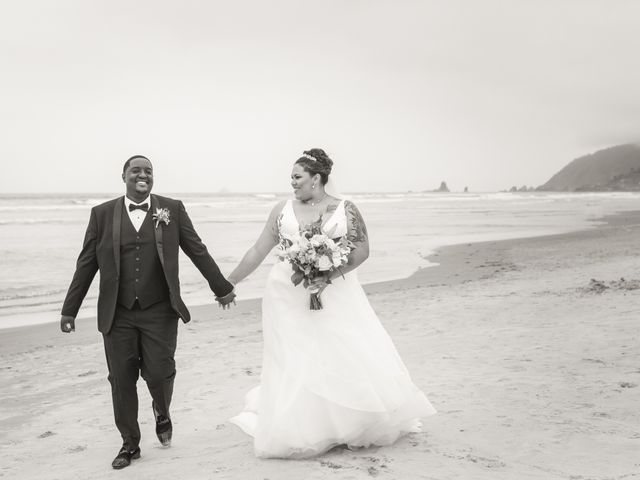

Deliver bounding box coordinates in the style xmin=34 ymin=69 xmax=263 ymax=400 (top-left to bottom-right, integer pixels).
xmin=152 ymin=207 xmax=171 ymax=228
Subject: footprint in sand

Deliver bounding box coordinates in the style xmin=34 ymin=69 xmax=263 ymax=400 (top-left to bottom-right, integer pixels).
xmin=66 ymin=445 xmax=87 ymax=453
xmin=371 ymin=456 xmax=389 ymax=464
xmin=363 ymin=456 xmax=389 ymax=474
xmin=619 ymin=382 xmax=637 ymax=388
xmin=465 ymin=454 xmax=506 ymax=469
xmin=582 ymin=358 xmax=606 ymax=366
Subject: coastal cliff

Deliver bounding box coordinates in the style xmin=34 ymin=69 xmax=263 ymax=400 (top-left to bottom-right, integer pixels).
xmin=538 ymin=144 xmax=640 ymax=191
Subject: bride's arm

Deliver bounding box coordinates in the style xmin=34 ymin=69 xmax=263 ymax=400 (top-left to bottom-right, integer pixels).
xmin=227 ymin=200 xmax=285 ymax=285
xmin=329 ymin=200 xmax=370 ymax=279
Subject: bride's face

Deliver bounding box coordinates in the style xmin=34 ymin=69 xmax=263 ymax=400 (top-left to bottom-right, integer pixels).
xmin=291 ymin=164 xmax=315 ymax=201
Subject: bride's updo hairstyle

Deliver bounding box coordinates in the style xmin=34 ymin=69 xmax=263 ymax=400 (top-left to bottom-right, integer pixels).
xmin=295 ymin=148 xmax=333 ymax=185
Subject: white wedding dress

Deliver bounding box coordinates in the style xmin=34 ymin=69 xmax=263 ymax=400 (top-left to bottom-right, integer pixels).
xmin=230 ymin=199 xmax=436 ymax=458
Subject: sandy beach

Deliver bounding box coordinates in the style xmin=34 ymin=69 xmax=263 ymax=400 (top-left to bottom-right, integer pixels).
xmin=1 ymin=211 xmax=639 ymax=480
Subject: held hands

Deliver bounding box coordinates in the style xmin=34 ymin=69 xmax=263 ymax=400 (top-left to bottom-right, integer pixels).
xmin=215 ymin=289 xmax=237 ymax=310
xmin=60 ymin=315 xmax=76 ymax=333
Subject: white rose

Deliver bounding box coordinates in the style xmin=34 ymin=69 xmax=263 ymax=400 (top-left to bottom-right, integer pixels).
xmin=289 ymin=243 xmax=301 ymax=255
xmin=310 ymin=234 xmax=326 ymax=247
xmin=318 ymin=255 xmax=333 ymax=271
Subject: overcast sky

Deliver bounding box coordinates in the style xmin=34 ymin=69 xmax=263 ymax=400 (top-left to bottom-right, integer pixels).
xmin=1 ymin=0 xmax=639 ymax=193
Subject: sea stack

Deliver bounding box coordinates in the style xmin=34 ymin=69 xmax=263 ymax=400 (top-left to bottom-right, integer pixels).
xmin=435 ymin=181 xmax=450 ymax=193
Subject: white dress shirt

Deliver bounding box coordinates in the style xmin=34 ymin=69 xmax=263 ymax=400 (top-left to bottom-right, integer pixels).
xmin=124 ymin=196 xmax=150 ymax=232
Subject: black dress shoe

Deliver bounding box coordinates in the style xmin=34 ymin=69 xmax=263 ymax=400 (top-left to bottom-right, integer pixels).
xmin=111 ymin=446 xmax=141 ymax=469
xmin=153 ymin=402 xmax=172 ymax=446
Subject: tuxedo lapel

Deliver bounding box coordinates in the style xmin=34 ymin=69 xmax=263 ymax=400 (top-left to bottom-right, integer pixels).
xmin=112 ymin=196 xmax=124 ymax=276
xmin=151 ymin=194 xmax=166 ymax=270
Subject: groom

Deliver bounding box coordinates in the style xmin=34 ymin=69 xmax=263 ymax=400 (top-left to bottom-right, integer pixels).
xmin=60 ymin=155 xmax=236 ymax=469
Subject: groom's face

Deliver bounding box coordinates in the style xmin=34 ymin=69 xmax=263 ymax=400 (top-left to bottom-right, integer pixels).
xmin=122 ymin=158 xmax=153 ymax=199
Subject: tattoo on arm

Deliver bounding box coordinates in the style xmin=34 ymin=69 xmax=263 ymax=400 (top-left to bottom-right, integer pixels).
xmin=324 ymin=203 xmax=338 ymax=215
xmin=345 ymin=201 xmax=368 ymax=243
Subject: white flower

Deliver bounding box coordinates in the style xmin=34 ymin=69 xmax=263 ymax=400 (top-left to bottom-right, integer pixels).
xmin=282 ymin=231 xmax=300 ymax=242
xmin=310 ymin=234 xmax=326 ymax=247
xmin=318 ymin=255 xmax=333 ymax=271
xmin=152 ymin=207 xmax=171 ymax=228
xmin=299 ymin=236 xmax=310 ymax=250
xmin=289 ymin=243 xmax=301 ymax=255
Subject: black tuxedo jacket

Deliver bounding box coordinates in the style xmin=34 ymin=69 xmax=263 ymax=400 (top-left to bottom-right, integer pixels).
xmin=61 ymin=194 xmax=233 ymax=333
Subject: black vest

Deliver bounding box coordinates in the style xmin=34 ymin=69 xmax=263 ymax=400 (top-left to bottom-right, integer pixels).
xmin=117 ymin=207 xmax=170 ymax=309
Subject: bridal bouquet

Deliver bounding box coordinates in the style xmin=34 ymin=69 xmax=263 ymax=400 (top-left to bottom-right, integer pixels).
xmin=277 ymin=217 xmax=353 ymax=310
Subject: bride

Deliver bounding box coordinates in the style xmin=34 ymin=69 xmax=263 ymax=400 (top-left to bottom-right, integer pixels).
xmin=227 ymin=148 xmax=436 ymax=458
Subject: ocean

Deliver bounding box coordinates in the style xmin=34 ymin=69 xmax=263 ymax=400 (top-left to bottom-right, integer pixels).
xmin=1 ymin=191 xmax=638 ymax=329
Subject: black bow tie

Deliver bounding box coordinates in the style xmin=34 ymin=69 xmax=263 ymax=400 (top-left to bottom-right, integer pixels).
xmin=129 ymin=203 xmax=149 ymax=212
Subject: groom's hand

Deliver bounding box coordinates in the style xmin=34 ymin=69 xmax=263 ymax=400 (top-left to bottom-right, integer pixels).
xmin=60 ymin=315 xmax=76 ymax=333
xmin=215 ymin=290 xmax=237 ymax=310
